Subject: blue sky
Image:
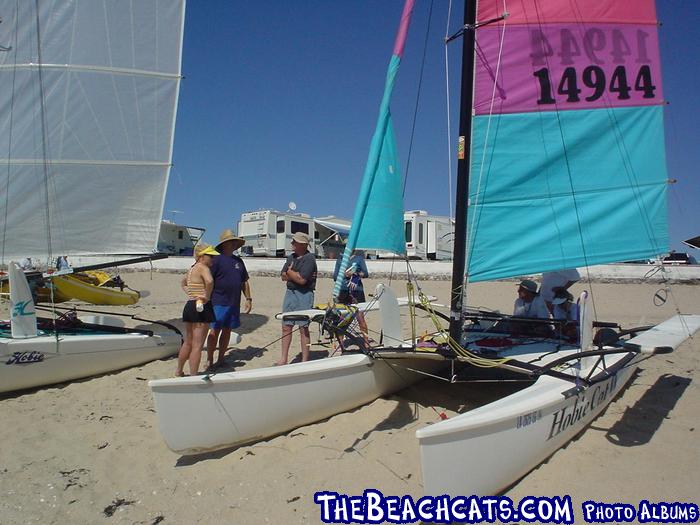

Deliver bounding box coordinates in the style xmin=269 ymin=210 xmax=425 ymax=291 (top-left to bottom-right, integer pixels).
xmin=165 ymin=1 xmax=698 ymax=254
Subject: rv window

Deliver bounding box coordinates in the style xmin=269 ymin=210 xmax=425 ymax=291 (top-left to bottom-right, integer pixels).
xmin=405 ymin=222 xmax=412 ymax=242
xmin=291 ymin=221 xmax=309 ymax=234
xmin=178 ymin=231 xmax=183 ymax=240
xmin=276 ymin=220 xmax=285 ymax=234
xmin=418 ymin=223 xmax=424 ymax=244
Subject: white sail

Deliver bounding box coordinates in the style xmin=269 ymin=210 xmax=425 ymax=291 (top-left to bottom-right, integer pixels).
xmin=8 ymin=262 xmax=37 ymax=338
xmin=0 ymin=0 xmax=185 ymax=260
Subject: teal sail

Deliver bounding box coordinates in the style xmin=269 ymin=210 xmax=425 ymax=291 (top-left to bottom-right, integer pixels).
xmin=465 ymin=0 xmax=669 ymax=283
xmin=333 ymin=0 xmax=415 ymax=299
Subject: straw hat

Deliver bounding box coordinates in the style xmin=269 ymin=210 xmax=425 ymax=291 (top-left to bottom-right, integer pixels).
xmin=216 ymin=229 xmax=245 ymax=251
xmin=291 ymin=232 xmax=311 ymax=244
xmin=194 ymin=244 xmax=219 ymax=258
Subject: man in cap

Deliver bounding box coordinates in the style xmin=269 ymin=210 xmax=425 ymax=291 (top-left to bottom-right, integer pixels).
xmin=205 ymin=229 xmax=251 ymax=369
xmin=508 ymin=279 xmax=551 ymax=337
xmin=277 ymin=231 xmax=317 ymax=365
xmin=513 ymin=279 xmax=550 ymax=319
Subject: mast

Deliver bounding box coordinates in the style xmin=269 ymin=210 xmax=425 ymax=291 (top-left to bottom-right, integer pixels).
xmin=448 ymin=0 xmax=478 ymax=344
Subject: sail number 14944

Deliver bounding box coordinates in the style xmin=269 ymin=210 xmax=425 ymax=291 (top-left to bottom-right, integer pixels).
xmin=534 ymin=65 xmax=656 ymax=104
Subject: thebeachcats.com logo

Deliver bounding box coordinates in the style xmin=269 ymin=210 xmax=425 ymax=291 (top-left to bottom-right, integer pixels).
xmin=314 ymin=490 xmax=699 ymax=524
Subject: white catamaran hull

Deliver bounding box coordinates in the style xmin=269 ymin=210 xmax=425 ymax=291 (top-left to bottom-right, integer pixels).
xmin=150 ymin=352 xmax=444 ymax=455
xmin=418 ymin=352 xmax=639 ymax=496
xmin=418 ymin=314 xmax=700 ymax=496
xmin=1 ymin=329 xmax=181 ymax=394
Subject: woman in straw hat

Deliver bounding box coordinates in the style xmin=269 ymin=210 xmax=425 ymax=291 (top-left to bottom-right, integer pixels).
xmin=176 ymin=244 xmax=219 ymax=376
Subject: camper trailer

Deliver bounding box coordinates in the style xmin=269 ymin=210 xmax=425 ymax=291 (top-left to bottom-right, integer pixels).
xmin=237 ymin=211 xmax=352 ymax=258
xmin=403 ymin=211 xmax=453 ymax=260
xmin=238 ymin=210 xmax=315 ymax=257
xmin=314 ymin=216 xmax=351 ymax=259
xmin=157 ymin=220 xmax=205 ymax=256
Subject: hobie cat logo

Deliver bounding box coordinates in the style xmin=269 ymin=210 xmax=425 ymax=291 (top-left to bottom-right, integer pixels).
xmin=6 ymin=351 xmax=44 ymax=365
xmin=12 ymin=300 xmax=34 ymax=318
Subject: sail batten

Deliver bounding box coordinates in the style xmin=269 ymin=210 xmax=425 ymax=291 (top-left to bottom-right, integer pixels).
xmin=0 ymin=0 xmax=185 ymax=261
xmin=0 ymin=63 xmax=182 ymax=80
xmin=466 ymin=0 xmax=669 ymax=282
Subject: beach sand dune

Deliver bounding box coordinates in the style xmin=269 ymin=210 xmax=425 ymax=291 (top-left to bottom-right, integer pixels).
xmin=1 ymin=272 xmax=698 ymax=523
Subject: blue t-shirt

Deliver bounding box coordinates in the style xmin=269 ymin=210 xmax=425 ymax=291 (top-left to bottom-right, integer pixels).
xmin=210 ymin=254 xmax=249 ymax=307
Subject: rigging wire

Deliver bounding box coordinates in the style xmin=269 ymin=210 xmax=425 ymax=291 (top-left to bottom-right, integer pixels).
xmin=464 ymin=0 xmax=509 ymax=292
xmin=1 ymin=2 xmax=19 ymax=268
xmin=400 ymin=0 xmax=434 ymax=198
xmin=443 ymin=0 xmax=454 ymax=220
xmin=33 ymin=0 xmax=54 ymax=268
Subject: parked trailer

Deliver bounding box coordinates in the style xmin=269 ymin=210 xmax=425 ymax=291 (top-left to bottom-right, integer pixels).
xmin=376 ymin=211 xmax=453 ymax=260
xmin=238 ymin=210 xmax=315 ymax=257
xmin=157 ymin=220 xmax=205 ymax=256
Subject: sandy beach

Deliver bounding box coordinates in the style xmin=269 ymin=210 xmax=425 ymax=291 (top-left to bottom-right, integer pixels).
xmin=1 ymin=270 xmax=698 ymax=524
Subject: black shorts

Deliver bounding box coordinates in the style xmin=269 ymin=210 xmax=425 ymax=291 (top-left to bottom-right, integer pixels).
xmin=337 ymin=289 xmax=366 ymax=305
xmin=182 ymin=300 xmax=215 ymax=323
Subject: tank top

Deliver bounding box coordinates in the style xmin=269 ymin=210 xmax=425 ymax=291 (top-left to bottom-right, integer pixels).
xmin=186 ymin=265 xmax=207 ymax=300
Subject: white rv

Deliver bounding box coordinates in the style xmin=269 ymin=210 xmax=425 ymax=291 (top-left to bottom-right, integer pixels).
xmin=238 ymin=210 xmax=315 ymax=257
xmin=403 ymin=211 xmax=453 ymax=260
xmin=237 ymin=211 xmax=353 ymax=258
xmin=157 ymin=220 xmax=205 ymax=256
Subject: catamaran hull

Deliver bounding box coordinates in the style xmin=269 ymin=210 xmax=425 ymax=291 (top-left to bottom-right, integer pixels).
xmin=52 ymin=275 xmax=140 ymax=306
xmin=150 ymin=353 xmax=444 ymax=455
xmin=0 ymin=330 xmax=181 ymax=394
xmin=417 ymin=353 xmax=639 ymax=496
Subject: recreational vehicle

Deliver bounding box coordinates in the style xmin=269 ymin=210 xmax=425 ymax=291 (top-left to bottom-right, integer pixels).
xmin=157 ymin=220 xmax=205 ymax=256
xmin=237 ymin=211 xmax=352 ymax=258
xmin=238 ymin=210 xmax=314 ymax=257
xmin=401 ymin=211 xmax=454 ymax=260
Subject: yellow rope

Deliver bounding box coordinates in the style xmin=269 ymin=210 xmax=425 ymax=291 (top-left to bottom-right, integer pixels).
xmin=407 ymin=281 xmax=417 ymax=345
xmin=417 ymin=291 xmax=512 ymax=368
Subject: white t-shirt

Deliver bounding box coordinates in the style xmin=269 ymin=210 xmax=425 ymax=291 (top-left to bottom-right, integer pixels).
xmin=553 ymin=302 xmax=579 ymax=322
xmin=513 ymin=296 xmax=550 ymax=319
xmin=540 ymin=269 xmax=581 ymax=302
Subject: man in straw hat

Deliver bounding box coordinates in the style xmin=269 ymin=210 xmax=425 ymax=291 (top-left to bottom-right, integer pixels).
xmin=205 ymin=229 xmax=251 ymax=370
xmin=277 ymin=231 xmax=317 ymax=365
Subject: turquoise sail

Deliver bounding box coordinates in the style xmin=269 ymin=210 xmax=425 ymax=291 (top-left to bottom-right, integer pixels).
xmin=333 ymin=1 xmax=414 ymax=299
xmin=466 ymin=0 xmax=669 ymax=282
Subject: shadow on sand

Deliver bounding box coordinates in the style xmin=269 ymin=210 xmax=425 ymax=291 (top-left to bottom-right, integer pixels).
xmin=604 ymin=373 xmax=692 ymax=447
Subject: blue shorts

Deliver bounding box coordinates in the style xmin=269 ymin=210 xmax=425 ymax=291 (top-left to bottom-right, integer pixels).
xmin=282 ymin=289 xmax=314 ymax=326
xmin=210 ymin=304 xmax=241 ymax=330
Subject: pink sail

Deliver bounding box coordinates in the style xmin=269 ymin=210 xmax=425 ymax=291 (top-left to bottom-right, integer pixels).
xmin=477 ymin=0 xmax=656 ymax=25
xmin=474 ymin=22 xmax=664 ymax=115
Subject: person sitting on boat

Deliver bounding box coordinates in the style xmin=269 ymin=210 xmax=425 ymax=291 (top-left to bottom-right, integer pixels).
xmin=513 ymin=280 xmax=549 ymax=319
xmin=277 ymin=232 xmax=317 ymax=365
xmin=205 ymin=229 xmax=251 ymax=370
xmin=332 ymin=249 xmax=370 ymax=345
xmin=540 ymin=268 xmax=580 ymax=314
xmin=56 ymin=256 xmax=71 ymax=271
xmin=175 ymin=244 xmax=218 ymax=377
xmin=507 ymin=279 xmax=552 ymax=337
xmin=551 ymin=289 xmax=579 ymax=341
xmin=19 ymin=257 xmax=36 ymax=271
